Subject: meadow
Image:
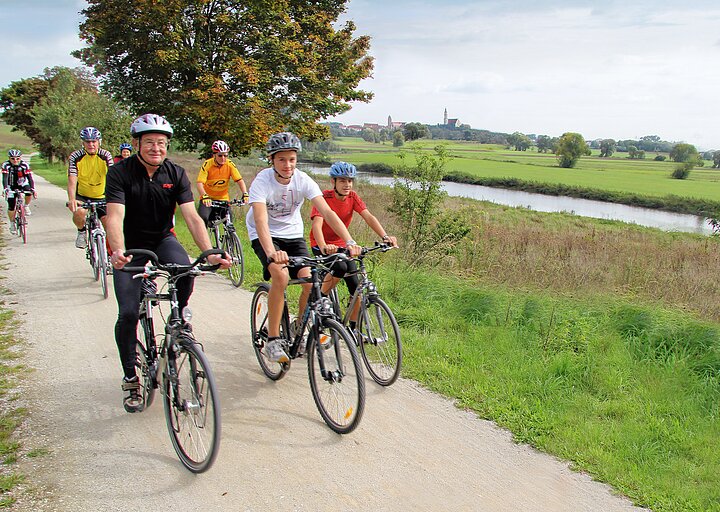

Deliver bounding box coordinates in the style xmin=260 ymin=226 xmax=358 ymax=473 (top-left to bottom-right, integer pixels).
xmin=6 ymin=135 xmax=720 ymax=511
xmin=329 ymin=137 xmax=720 ymax=215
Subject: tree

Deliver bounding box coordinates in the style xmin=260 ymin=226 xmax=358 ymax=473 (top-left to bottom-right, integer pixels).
xmin=0 ymin=67 xmax=97 ymax=160
xmin=536 ymin=135 xmax=555 ymax=153
xmin=713 ymin=151 xmax=720 ymax=168
xmin=627 ymin=145 xmax=645 ymax=159
xmin=506 ymin=131 xmax=532 ymax=151
xmin=403 ymin=122 xmax=429 ymax=141
xmin=389 ymin=145 xmax=470 ymax=264
xmin=599 ymin=139 xmax=616 ymax=157
xmin=30 ymin=68 xmax=133 ymax=162
xmin=392 ymin=131 xmax=404 ymax=147
xmin=555 ymin=132 xmax=590 ymax=168
xmin=669 ymin=143 xmax=699 ymax=163
xmin=75 ymin=0 xmax=373 ymax=155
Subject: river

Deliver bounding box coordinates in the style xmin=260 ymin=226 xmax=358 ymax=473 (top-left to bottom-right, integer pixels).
xmin=300 ymin=164 xmax=714 ymax=235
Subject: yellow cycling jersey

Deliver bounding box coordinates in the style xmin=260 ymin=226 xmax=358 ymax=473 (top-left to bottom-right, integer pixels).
xmin=68 ymin=148 xmax=113 ymax=199
xmin=197 ymin=157 xmax=243 ymax=201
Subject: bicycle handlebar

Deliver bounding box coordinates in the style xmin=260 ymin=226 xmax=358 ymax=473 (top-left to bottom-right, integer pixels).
xmin=121 ymin=248 xmax=226 ymax=275
xmin=286 ymin=252 xmax=350 ymax=269
xmin=209 ymin=198 xmax=247 ymax=208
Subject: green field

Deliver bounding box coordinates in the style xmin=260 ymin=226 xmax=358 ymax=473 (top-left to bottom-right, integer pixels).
xmin=330 ymin=137 xmax=720 ymax=204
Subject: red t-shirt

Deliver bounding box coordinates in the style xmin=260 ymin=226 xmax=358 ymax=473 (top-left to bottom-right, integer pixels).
xmin=309 ymin=189 xmax=366 ymax=248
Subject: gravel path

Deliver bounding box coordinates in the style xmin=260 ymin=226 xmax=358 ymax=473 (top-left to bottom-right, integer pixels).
xmin=4 ymin=174 xmax=647 ymax=511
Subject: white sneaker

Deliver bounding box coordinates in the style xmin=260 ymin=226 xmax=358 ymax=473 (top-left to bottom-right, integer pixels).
xmin=24 ymin=206 xmax=31 ymax=215
xmin=75 ymin=230 xmax=87 ymax=249
xmin=9 ymin=223 xmax=17 ymax=235
xmin=264 ymin=338 xmax=289 ymax=363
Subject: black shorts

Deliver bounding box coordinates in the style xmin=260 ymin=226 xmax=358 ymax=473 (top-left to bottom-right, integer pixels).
xmin=76 ymin=194 xmax=107 ymax=218
xmin=311 ymin=246 xmax=360 ymax=296
xmin=6 ymin=186 xmax=32 ymax=210
xmin=251 ymin=237 xmax=310 ymax=281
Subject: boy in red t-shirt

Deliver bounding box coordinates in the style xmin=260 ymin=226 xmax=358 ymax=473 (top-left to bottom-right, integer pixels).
xmin=309 ymin=161 xmax=398 ymax=330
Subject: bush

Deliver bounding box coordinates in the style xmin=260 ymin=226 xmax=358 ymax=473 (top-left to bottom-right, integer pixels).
xmin=357 ymin=162 xmax=393 ymax=175
xmin=672 ymin=162 xmax=692 ymax=179
xmin=654 ymin=155 xmax=666 ymax=161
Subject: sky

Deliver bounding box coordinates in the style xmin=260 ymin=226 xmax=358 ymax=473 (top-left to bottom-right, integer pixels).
xmin=2 ymin=0 xmax=720 ymax=150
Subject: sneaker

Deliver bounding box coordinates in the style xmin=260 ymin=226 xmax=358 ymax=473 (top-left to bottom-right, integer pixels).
xmin=122 ymin=376 xmax=144 ymax=413
xmin=75 ymin=230 xmax=87 ymax=249
xmin=264 ymin=338 xmax=289 ymax=364
xmin=24 ymin=206 xmax=31 ymax=216
xmin=9 ymin=223 xmax=17 ymax=235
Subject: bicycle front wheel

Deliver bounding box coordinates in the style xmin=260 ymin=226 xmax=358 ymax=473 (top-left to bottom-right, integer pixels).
xmin=95 ymin=233 xmax=109 ymax=299
xmin=136 ymin=312 xmax=157 ymax=410
xmin=17 ymin=210 xmax=27 ymax=244
xmin=307 ymin=318 xmax=365 ymax=434
xmin=358 ymin=296 xmax=402 ymax=386
xmin=163 ymin=337 xmax=221 ymax=473
xmin=223 ymin=230 xmax=244 ymax=287
xmin=250 ymin=283 xmax=289 ymax=380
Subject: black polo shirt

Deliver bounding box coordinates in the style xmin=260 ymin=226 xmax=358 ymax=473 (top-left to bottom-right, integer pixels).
xmin=105 ymin=155 xmax=194 ymax=249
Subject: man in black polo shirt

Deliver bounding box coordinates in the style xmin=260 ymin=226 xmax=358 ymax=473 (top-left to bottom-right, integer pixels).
xmin=105 ymin=113 xmax=230 ymax=413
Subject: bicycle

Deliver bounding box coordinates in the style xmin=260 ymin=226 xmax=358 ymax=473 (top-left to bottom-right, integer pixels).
xmin=6 ymin=188 xmax=29 ymax=244
xmin=328 ymin=242 xmax=402 ymax=386
xmin=81 ymin=199 xmax=109 ymax=299
xmin=207 ymin=198 xmax=245 ymax=287
xmin=250 ymin=253 xmax=366 ymax=434
xmin=123 ymin=248 xmax=223 ymax=473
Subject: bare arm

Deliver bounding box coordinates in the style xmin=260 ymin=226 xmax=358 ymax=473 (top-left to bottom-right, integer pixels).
xmin=312 ymin=196 xmax=361 ymax=256
xmin=67 ymin=175 xmax=78 ymax=212
xmin=107 ymin=203 xmax=133 ymax=268
xmin=252 ymin=201 xmax=286 ymax=263
xmin=179 ymin=202 xmax=231 ymax=268
xmin=311 ymin=215 xmax=338 ymax=254
xmin=359 ymin=209 xmax=398 ymax=246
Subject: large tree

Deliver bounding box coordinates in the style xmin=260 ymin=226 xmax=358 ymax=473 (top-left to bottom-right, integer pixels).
xmin=75 ymin=0 xmax=373 ymax=154
xmin=403 ymin=122 xmax=429 ymax=141
xmin=555 ymin=132 xmax=590 ymax=168
xmin=669 ymin=143 xmax=699 ymax=163
xmin=599 ymin=138 xmax=616 ymax=158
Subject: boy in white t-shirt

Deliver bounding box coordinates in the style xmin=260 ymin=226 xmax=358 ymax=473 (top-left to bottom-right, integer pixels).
xmin=246 ymin=132 xmax=361 ymax=363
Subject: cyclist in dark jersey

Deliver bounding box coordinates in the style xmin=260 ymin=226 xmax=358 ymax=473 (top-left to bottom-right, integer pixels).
xmin=2 ymin=149 xmax=36 ymax=233
xmin=105 ymin=113 xmax=230 ymax=413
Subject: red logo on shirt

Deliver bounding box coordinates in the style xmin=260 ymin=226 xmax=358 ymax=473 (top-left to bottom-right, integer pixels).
xmin=162 ymin=184 xmax=173 ymax=189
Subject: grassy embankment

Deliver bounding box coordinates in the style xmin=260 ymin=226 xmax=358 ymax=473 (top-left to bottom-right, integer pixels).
xmin=331 ymin=137 xmax=720 ymax=217
xmin=11 ymin=142 xmax=720 ymax=511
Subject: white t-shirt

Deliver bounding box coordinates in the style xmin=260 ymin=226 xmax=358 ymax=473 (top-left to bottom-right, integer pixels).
xmin=246 ymin=167 xmax=322 ymax=240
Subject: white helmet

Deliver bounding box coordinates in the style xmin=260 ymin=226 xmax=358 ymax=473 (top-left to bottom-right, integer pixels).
xmin=130 ymin=113 xmax=173 ymax=138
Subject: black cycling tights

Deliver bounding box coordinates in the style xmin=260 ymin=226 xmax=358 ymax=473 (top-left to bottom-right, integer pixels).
xmin=112 ymin=235 xmax=194 ymax=379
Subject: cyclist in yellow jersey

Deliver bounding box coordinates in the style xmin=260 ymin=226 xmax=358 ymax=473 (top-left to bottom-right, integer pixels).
xmin=196 ymin=140 xmax=249 ymax=227
xmin=67 ymin=126 xmax=114 ymax=248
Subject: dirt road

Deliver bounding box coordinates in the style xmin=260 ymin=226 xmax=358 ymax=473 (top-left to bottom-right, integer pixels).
xmin=4 ymin=174 xmax=646 ymax=511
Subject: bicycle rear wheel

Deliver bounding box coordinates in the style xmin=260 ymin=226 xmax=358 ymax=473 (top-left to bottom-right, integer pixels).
xmin=357 ymin=296 xmax=402 ymax=386
xmin=163 ymin=337 xmax=221 ymax=473
xmin=222 ymin=229 xmax=244 ymax=287
xmin=307 ymin=317 xmax=365 ymax=434
xmin=95 ymin=233 xmax=109 ymax=298
xmin=250 ymin=283 xmax=290 ymax=380
xmin=136 ymin=312 xmax=157 ymax=410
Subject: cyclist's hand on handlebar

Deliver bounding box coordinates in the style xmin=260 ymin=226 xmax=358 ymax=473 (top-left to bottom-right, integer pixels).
xmin=32 ymin=189 xmax=37 ymax=199
xmin=207 ymin=252 xmax=232 ymax=269
xmin=111 ymin=249 xmax=132 ymax=269
xmin=346 ymin=244 xmax=362 ymax=257
xmin=201 ymin=194 xmax=212 ymax=207
xmin=383 ymin=235 xmax=399 ymax=248
xmin=321 ymin=243 xmax=338 ymax=255
xmin=268 ymin=249 xmax=289 ymax=265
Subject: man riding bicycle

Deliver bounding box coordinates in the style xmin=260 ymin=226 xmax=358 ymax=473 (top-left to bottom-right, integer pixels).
xmin=309 ymin=161 xmax=398 ymax=331
xmin=246 ymin=132 xmax=361 ymax=364
xmin=106 ymin=113 xmax=231 ymax=412
xmin=196 ymin=139 xmax=249 ymax=227
xmin=2 ymin=149 xmax=36 ymax=233
xmin=67 ymin=127 xmax=114 ymax=248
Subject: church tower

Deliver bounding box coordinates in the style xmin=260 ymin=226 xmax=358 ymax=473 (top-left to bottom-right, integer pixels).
xmin=443 ymin=108 xmax=448 ymax=125
xmin=388 ymin=115 xmax=392 ymax=129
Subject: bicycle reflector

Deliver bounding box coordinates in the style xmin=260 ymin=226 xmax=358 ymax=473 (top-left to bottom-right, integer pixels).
xmin=182 ymin=306 xmax=193 ymax=323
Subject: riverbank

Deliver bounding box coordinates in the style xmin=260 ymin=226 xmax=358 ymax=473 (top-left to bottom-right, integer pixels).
xmin=355 ymin=161 xmax=720 ymax=221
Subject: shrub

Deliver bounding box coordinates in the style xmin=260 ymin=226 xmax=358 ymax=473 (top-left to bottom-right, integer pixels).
xmin=671 ymin=162 xmax=692 ymax=179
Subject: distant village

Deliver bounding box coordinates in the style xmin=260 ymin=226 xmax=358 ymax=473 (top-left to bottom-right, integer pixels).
xmin=329 ymin=108 xmax=463 ymax=133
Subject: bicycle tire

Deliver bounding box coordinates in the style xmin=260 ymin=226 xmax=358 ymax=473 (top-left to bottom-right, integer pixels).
xmin=136 ymin=312 xmax=157 ymax=410
xmin=163 ymin=337 xmax=221 ymax=473
xmin=96 ymin=233 xmax=109 ymax=299
xmin=18 ymin=208 xmax=27 ymax=244
xmin=358 ymin=296 xmax=403 ymax=386
xmin=307 ymin=317 xmax=365 ymax=434
xmin=250 ymin=283 xmax=290 ymax=380
xmin=88 ymin=230 xmax=99 ymax=281
xmin=223 ymin=230 xmax=244 ymax=287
